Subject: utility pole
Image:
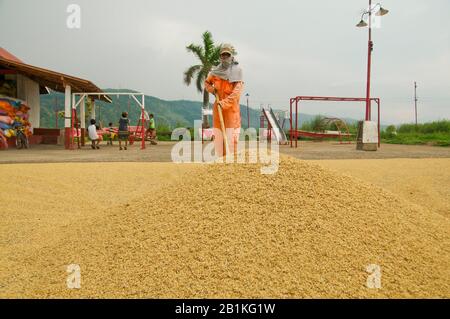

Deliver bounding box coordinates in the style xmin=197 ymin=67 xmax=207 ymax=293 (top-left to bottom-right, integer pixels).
xmin=414 ymin=81 xmax=418 ymax=126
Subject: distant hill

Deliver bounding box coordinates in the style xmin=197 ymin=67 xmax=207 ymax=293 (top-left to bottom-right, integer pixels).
xmin=39 ymin=89 xmax=361 ymax=130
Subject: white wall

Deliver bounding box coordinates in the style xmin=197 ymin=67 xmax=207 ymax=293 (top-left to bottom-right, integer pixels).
xmin=16 ymin=74 xmax=40 ymax=130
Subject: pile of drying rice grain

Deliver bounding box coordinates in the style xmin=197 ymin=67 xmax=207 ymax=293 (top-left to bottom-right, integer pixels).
xmin=1 ymin=155 xmax=449 ymax=298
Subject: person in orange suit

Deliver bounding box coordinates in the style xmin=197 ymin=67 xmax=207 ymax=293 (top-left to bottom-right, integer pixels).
xmin=204 ymin=43 xmax=243 ymax=157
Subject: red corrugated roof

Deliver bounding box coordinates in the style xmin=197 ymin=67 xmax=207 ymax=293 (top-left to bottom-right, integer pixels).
xmin=0 ymin=47 xmax=110 ymax=102
xmin=0 ymin=47 xmax=23 ymax=63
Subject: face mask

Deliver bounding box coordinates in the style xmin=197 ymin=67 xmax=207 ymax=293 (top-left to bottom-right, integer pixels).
xmin=221 ymin=56 xmax=233 ymax=68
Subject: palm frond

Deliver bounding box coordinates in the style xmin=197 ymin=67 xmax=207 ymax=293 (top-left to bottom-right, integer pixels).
xmin=184 ymin=31 xmax=222 ymax=93
xmin=186 ymin=44 xmax=206 ymax=65
xmin=183 ymin=65 xmax=202 ymax=86
xmin=211 ymin=45 xmax=221 ymax=66
xmin=202 ymin=31 xmax=215 ymax=61
xmin=195 ymin=67 xmax=209 ymax=93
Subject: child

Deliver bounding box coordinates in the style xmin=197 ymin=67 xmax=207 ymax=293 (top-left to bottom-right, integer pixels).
xmin=118 ymin=112 xmax=130 ymax=150
xmin=146 ymin=113 xmax=157 ymax=145
xmin=88 ymin=119 xmax=100 ymax=149
xmin=107 ymin=122 xmax=115 ymax=146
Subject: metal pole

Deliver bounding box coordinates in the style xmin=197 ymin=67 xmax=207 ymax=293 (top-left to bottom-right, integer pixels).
xmin=414 ymin=81 xmax=418 ymax=126
xmin=290 ymin=99 xmax=293 ymax=147
xmin=377 ymin=99 xmax=381 ymax=147
xmin=295 ymin=99 xmax=298 ymax=148
xmin=365 ymin=0 xmax=373 ymax=121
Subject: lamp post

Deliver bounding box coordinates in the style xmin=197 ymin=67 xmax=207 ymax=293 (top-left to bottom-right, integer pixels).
xmin=245 ymin=93 xmax=250 ymax=128
xmin=356 ymin=1 xmax=389 ymax=121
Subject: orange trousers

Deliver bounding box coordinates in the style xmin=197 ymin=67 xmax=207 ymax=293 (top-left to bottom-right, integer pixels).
xmin=213 ymin=127 xmax=240 ymax=158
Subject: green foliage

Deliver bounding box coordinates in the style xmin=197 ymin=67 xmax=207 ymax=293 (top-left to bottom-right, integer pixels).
xmin=311 ymin=115 xmax=325 ymax=131
xmin=381 ymin=120 xmax=450 ymax=146
xmin=396 ymin=120 xmax=450 ymax=134
xmin=386 ymin=124 xmax=397 ymax=134
xmin=382 ymin=132 xmax=450 ymax=146
xmin=300 ymin=115 xmax=356 ymax=133
xmin=184 ymin=31 xmax=221 ymax=93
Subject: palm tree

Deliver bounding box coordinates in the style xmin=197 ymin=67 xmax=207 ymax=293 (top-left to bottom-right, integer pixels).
xmin=184 ymin=31 xmax=221 ymax=128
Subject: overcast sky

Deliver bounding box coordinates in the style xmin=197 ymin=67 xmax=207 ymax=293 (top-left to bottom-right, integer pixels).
xmin=1 ymin=0 xmax=449 ymax=124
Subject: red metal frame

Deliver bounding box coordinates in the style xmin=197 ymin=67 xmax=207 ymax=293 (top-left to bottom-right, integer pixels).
xmin=140 ymin=107 xmax=145 ymax=149
xmin=128 ymin=110 xmax=146 ymax=149
xmin=289 ymin=96 xmax=380 ymax=148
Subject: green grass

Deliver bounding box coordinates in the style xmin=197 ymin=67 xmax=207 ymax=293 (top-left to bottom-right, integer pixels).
xmin=381 ymin=132 xmax=450 ymax=146
xmin=297 ymin=118 xmax=450 ymax=146
xmin=381 ymin=120 xmax=450 ymax=147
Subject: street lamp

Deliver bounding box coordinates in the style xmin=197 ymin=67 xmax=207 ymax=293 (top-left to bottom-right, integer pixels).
xmin=245 ymin=93 xmax=250 ymax=128
xmin=356 ymin=1 xmax=389 ymax=121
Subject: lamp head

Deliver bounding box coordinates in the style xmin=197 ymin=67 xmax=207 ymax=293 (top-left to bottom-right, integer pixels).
xmin=376 ymin=7 xmax=389 ymax=16
xmin=356 ymin=19 xmax=368 ymax=27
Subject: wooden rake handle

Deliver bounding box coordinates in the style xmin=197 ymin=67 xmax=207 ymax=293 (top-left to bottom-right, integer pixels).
xmin=214 ymin=92 xmax=230 ymax=156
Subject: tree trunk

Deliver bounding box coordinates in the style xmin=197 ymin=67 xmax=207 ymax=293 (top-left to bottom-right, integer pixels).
xmin=202 ymin=89 xmax=210 ymax=128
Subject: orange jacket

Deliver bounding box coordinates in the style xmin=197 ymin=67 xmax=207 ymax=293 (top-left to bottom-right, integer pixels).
xmin=204 ymin=74 xmax=243 ymax=129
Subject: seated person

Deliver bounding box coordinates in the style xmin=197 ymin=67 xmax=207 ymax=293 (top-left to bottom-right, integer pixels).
xmin=88 ymin=119 xmax=100 ymax=149
xmin=106 ymin=122 xmax=116 ymax=145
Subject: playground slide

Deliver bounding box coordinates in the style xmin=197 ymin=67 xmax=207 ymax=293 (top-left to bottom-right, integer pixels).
xmin=263 ymin=108 xmax=288 ymax=144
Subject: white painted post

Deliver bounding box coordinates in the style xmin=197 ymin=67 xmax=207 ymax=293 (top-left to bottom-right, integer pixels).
xmin=141 ymin=94 xmax=145 ymax=149
xmin=80 ymin=96 xmax=85 ymax=129
xmin=91 ymin=98 xmax=96 ymax=120
xmin=64 ymin=85 xmax=72 ymax=149
xmin=80 ymin=95 xmax=86 ymax=146
xmin=64 ymin=85 xmax=71 ymax=128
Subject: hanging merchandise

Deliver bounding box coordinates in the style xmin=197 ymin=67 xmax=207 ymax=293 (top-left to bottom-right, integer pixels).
xmin=0 ymin=96 xmax=32 ymax=149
